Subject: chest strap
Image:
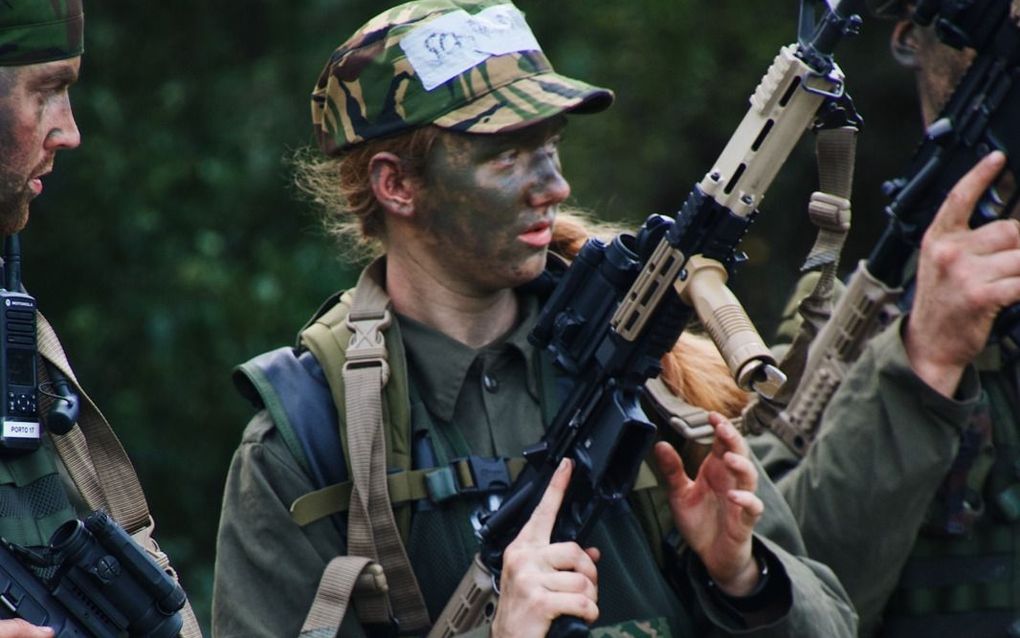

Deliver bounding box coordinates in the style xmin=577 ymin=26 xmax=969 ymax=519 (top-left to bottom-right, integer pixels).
xmin=291 ymin=456 xmax=662 ymax=527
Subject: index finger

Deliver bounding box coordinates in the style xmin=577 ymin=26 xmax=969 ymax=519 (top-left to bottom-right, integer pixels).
xmin=931 ymin=151 xmax=1007 ymax=234
xmin=709 ymin=412 xmax=749 ymax=459
xmin=517 ymin=457 xmax=572 ymax=542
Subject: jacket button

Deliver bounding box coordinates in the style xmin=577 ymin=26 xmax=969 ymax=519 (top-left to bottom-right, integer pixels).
xmin=482 ymin=374 xmax=499 ymax=393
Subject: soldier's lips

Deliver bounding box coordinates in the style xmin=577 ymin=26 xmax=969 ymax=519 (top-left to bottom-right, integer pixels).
xmin=28 ymin=168 xmax=50 ymax=196
xmin=518 ymin=221 xmax=552 ymax=247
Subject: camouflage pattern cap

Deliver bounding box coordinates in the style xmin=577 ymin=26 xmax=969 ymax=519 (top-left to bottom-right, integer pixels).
xmin=0 ymin=0 xmax=84 ymax=66
xmin=311 ymin=0 xmax=614 ymax=155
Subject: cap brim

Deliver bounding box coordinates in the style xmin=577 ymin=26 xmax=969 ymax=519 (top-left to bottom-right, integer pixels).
xmin=432 ymin=72 xmax=614 ymax=134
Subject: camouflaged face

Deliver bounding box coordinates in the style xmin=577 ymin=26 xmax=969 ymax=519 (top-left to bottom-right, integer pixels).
xmin=0 ymin=0 xmax=84 ymax=66
xmin=311 ymin=0 xmax=613 ymax=155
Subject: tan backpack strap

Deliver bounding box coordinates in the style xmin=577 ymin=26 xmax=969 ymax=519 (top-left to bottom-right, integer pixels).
xmin=302 ymin=259 xmax=430 ymax=633
xmin=301 ymin=558 xmax=389 ymax=637
xmin=36 ymin=313 xmax=204 ymax=638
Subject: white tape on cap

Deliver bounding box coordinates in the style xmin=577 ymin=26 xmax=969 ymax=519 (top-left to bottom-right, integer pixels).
xmin=400 ymin=5 xmax=542 ymax=91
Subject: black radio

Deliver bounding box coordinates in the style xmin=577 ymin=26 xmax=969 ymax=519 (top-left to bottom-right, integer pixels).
xmin=0 ymin=235 xmax=40 ymax=450
xmin=0 ymin=234 xmax=79 ymax=452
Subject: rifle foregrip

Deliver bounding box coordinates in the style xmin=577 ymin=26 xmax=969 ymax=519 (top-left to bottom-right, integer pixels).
xmin=677 ymin=256 xmax=785 ymax=397
xmin=773 ymin=261 xmax=902 ymax=454
xmin=428 ymin=554 xmax=497 ymax=638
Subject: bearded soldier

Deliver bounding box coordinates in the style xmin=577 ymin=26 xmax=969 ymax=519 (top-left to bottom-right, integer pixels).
xmin=0 ymin=3 xmax=200 ymax=636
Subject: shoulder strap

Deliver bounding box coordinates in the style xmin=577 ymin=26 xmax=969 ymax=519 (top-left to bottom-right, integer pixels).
xmin=300 ymin=259 xmax=430 ymax=634
xmin=36 ymin=313 xmax=203 ymax=638
xmin=233 ymin=347 xmax=345 ymax=491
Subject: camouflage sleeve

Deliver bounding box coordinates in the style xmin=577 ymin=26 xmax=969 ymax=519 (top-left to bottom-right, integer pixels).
xmin=683 ymin=533 xmax=858 ymax=637
xmin=763 ymin=316 xmax=980 ymax=636
xmin=212 ymin=411 xmax=368 ymax=638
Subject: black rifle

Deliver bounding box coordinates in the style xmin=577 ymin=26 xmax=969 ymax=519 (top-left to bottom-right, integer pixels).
xmin=768 ymin=0 xmax=1020 ymax=455
xmin=0 ymin=511 xmax=186 ymax=637
xmin=879 ymin=0 xmax=1020 ymax=343
xmin=428 ymin=2 xmax=866 ymax=636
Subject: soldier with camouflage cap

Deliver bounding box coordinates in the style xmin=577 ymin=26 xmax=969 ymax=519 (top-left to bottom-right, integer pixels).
xmin=213 ymin=1 xmax=859 ymax=636
xmin=0 ymin=3 xmax=201 ymax=637
xmin=751 ymin=1 xmax=1020 ymax=636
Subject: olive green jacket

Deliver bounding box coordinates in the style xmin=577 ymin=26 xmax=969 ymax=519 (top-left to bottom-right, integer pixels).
xmin=212 ymin=266 xmax=857 ymax=638
xmin=212 ymin=411 xmax=860 ymax=638
xmin=750 ymin=317 xmax=985 ymax=637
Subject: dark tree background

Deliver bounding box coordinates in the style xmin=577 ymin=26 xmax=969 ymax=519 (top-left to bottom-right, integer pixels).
xmin=24 ymin=0 xmax=922 ymax=630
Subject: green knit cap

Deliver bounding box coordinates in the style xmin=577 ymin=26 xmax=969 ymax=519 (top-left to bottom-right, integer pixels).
xmin=0 ymin=0 xmax=84 ymax=66
xmin=311 ymin=0 xmax=613 ymax=155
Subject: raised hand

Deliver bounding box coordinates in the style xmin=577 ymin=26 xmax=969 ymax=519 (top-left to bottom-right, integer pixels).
xmin=906 ymin=151 xmax=1020 ymax=396
xmin=655 ymin=413 xmax=763 ymax=597
xmin=491 ymin=458 xmax=601 ymax=637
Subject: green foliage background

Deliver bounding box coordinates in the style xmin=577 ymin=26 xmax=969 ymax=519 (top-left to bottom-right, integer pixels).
xmin=24 ymin=0 xmax=922 ymax=630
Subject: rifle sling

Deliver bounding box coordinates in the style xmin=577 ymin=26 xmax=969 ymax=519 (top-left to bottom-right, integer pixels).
xmin=36 ymin=313 xmax=202 ymax=638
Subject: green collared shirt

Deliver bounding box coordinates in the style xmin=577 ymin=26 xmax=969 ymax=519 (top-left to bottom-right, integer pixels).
xmin=398 ymin=293 xmax=544 ymax=461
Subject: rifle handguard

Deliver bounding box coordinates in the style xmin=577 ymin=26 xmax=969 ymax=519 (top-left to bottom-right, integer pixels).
xmin=772 ymin=260 xmax=902 ymax=454
xmin=427 ymin=554 xmax=497 ymax=638
xmin=676 ymin=256 xmax=786 ymax=398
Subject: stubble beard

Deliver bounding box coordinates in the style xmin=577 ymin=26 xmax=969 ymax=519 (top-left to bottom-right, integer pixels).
xmin=0 ymin=167 xmax=29 ymax=236
xmin=0 ymin=112 xmax=30 ymax=235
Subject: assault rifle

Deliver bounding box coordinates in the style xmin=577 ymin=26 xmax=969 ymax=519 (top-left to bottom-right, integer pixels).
xmin=767 ymin=0 xmax=1020 ymax=455
xmin=429 ymin=2 xmax=865 ymax=636
xmin=0 ymin=511 xmax=186 ymax=637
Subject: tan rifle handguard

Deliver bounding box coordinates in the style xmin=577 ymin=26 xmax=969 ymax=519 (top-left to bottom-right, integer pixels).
xmin=770 ymin=261 xmax=902 ymax=453
xmin=427 ymin=554 xmax=498 ymax=638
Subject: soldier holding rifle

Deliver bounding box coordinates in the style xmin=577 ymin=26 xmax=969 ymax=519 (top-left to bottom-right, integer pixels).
xmin=213 ymin=1 xmax=860 ymax=636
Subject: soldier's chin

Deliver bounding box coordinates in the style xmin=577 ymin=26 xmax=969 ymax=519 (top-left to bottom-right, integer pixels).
xmin=0 ymin=201 xmax=30 ymax=236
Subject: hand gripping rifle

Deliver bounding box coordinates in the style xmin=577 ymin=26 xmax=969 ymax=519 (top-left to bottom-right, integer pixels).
xmin=428 ymin=2 xmax=865 ymax=636
xmin=767 ymin=0 xmax=1020 ymax=456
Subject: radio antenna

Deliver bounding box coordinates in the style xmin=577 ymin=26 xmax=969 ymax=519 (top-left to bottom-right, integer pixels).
xmin=4 ymin=234 xmax=21 ymax=292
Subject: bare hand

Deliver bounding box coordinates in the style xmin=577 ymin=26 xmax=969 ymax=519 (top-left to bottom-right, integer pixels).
xmin=491 ymin=458 xmax=601 ymax=637
xmin=0 ymin=619 xmax=54 ymax=638
xmin=655 ymin=413 xmax=763 ymax=597
xmin=906 ymin=151 xmax=1020 ymax=396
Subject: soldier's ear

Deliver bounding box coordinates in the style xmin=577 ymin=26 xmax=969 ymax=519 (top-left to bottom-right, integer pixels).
xmin=890 ymin=19 xmax=921 ymax=69
xmin=370 ymin=152 xmax=417 ymax=219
